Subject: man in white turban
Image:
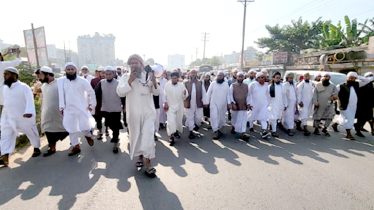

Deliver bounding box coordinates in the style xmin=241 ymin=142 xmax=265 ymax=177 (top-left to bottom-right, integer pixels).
xmin=0 ymin=67 xmax=41 ymax=166
xmin=244 ymin=70 xmax=256 ymax=86
xmin=58 ymin=62 xmax=96 ymax=156
xmin=81 ymin=66 xmax=94 ymax=84
xmin=268 ymin=72 xmax=287 ymax=137
xmin=206 ymin=70 xmax=231 ymax=139
xmin=333 ymin=71 xmax=371 ymax=140
xmin=117 ymin=54 xmax=159 ymax=177
xmin=248 ymin=72 xmax=271 ymax=139
xmin=282 ymin=72 xmax=297 ymax=136
xmin=296 ymin=72 xmax=314 ymax=136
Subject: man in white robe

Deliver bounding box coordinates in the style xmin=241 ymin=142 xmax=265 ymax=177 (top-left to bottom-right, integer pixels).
xmin=248 ymin=72 xmax=271 ymax=139
xmin=296 ymin=72 xmax=314 ymax=136
xmin=206 ymin=71 xmax=231 ymax=140
xmin=184 ymin=69 xmax=207 ymax=139
xmin=81 ymin=66 xmax=94 ymax=84
xmin=58 ymin=62 xmax=96 ymax=156
xmin=39 ymin=66 xmax=69 ymax=157
xmin=0 ymin=67 xmax=41 ymax=167
xmin=163 ymin=71 xmax=188 ymax=146
xmin=282 ymin=73 xmax=297 ymax=136
xmin=158 ymin=72 xmax=168 ymax=129
xmin=117 ymin=54 xmax=159 ymax=177
xmin=230 ymin=72 xmax=250 ymax=141
xmin=268 ymin=72 xmax=287 ymax=137
xmin=335 ymin=71 xmax=370 ymax=140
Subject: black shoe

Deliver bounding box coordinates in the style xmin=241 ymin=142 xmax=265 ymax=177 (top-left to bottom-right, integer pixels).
xmin=261 ymin=131 xmax=271 ymax=139
xmin=332 ymin=123 xmax=339 ymax=132
xmin=32 ymin=148 xmax=41 ymax=157
xmin=174 ymin=132 xmax=181 ymax=139
xmin=296 ymin=121 xmax=303 ymax=131
xmin=188 ymin=131 xmax=195 ymax=139
xmin=241 ymin=134 xmax=249 ymax=141
xmin=154 ymin=134 xmax=158 ymax=141
xmin=314 ymin=128 xmax=321 ymax=135
xmin=193 ymin=125 xmax=200 ymax=132
xmin=356 ymin=132 xmax=365 ymax=137
xmin=169 ymin=137 xmax=175 ymax=146
xmin=113 ymin=147 xmax=119 ymax=154
xmin=213 ymin=131 xmax=220 ymax=140
xmin=287 ymin=130 xmax=294 ymax=136
xmin=97 ymin=134 xmax=103 ymax=140
xmin=43 ymin=149 xmax=56 ymax=157
xmin=249 ymin=128 xmax=254 ymax=133
xmin=231 ymin=127 xmax=236 ymax=134
xmin=271 ymin=132 xmax=279 ymax=137
xmin=304 ymin=130 xmax=311 ymax=136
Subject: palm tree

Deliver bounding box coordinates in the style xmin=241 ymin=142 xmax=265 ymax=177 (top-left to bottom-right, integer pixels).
xmin=360 ymin=17 xmax=374 ymax=43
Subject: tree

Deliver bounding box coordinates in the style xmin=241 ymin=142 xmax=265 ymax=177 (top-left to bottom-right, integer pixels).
xmin=255 ymin=17 xmax=324 ymax=54
xmin=189 ymin=59 xmax=203 ymax=69
xmin=209 ymin=56 xmax=221 ymax=66
xmin=360 ymin=17 xmax=374 ymax=43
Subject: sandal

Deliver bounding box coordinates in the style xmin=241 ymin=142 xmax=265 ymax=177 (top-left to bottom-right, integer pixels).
xmin=145 ymin=167 xmax=156 ymax=177
xmin=136 ymin=161 xmax=144 ymax=168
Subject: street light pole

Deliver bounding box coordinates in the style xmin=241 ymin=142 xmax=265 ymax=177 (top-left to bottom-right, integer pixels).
xmin=238 ymin=0 xmax=254 ymax=71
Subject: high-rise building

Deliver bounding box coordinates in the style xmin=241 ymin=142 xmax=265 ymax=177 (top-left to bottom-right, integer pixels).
xmin=77 ymin=32 xmax=115 ymax=67
xmin=168 ymin=54 xmax=185 ymax=70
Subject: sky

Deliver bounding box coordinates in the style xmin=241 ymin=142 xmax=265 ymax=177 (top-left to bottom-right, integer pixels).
xmin=1 ymin=0 xmax=373 ymax=65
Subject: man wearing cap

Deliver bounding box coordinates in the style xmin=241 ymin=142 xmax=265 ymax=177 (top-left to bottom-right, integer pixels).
xmin=229 ymin=72 xmax=250 ymax=141
xmin=38 ymin=66 xmax=69 ymax=156
xmin=58 ymin=62 xmax=96 ymax=156
xmin=0 ymin=48 xmax=22 ymax=132
xmin=163 ymin=71 xmax=188 ymax=146
xmin=244 ymin=70 xmax=256 ymax=86
xmin=314 ymin=72 xmax=322 ymax=84
xmin=0 ymin=67 xmax=41 ymax=166
xmin=116 ymin=67 xmax=122 ymax=79
xmin=334 ymin=71 xmax=370 ymax=140
xmin=183 ymin=69 xmax=207 ymax=139
xmin=206 ymin=71 xmax=231 ymax=140
xmin=296 ymin=72 xmax=314 ymax=136
xmin=268 ymin=72 xmax=287 ymax=137
xmin=228 ymin=68 xmax=238 ymax=86
xmin=282 ymin=72 xmax=297 ymax=136
xmin=117 ymin=54 xmax=159 ymax=177
xmin=81 ymin=66 xmax=94 ymax=84
xmin=94 ymin=66 xmax=125 ymax=153
xmin=248 ymin=72 xmax=271 ymax=139
xmin=91 ymin=66 xmax=109 ymax=138
xmin=203 ymin=72 xmax=211 ymax=125
xmin=312 ymin=72 xmax=338 ymax=136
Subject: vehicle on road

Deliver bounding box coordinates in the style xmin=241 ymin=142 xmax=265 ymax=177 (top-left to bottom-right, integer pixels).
xmin=283 ymin=70 xmax=347 ymax=85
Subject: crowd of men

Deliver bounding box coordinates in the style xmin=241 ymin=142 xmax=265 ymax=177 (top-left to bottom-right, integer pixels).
xmin=0 ymin=51 xmax=374 ymax=178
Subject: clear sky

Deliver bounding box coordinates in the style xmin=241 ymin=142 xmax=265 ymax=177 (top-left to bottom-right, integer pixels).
xmin=1 ymin=0 xmax=373 ymax=65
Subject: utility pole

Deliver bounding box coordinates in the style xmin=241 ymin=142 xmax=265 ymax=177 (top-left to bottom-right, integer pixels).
xmin=201 ymin=32 xmax=209 ymax=64
xmin=238 ymin=0 xmax=254 ymax=70
xmin=31 ymin=23 xmax=40 ymax=68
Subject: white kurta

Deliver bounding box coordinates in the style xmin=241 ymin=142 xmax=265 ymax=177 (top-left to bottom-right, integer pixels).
xmin=206 ymin=81 xmax=230 ymax=132
xmin=229 ymin=84 xmax=250 ymax=133
xmin=81 ymin=75 xmax=95 ymax=86
xmin=185 ymin=82 xmax=207 ymax=131
xmin=296 ymin=81 xmax=314 ymax=125
xmin=158 ymin=78 xmax=168 ymax=124
xmin=282 ymin=82 xmax=297 ymax=130
xmin=164 ymin=82 xmax=188 ymax=136
xmin=268 ymin=83 xmax=287 ymax=132
xmin=0 ymin=58 xmax=22 ymax=105
xmin=58 ymin=77 xmax=96 ymax=134
xmin=117 ymin=71 xmax=160 ymax=160
xmin=248 ymin=81 xmax=270 ymax=124
xmin=1 ymin=81 xmax=40 ymax=154
xmin=41 ymin=79 xmax=66 ymax=133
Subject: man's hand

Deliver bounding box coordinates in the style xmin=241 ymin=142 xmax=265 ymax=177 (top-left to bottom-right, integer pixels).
xmin=128 ymin=70 xmax=137 ymax=85
xmin=284 ymin=107 xmax=287 ymax=111
xmin=183 ymin=89 xmax=187 ymax=95
xmin=228 ymin=104 xmax=232 ymax=109
xmin=164 ymin=102 xmax=169 ymax=111
xmin=204 ymin=105 xmax=209 ymax=108
xmin=232 ymin=103 xmax=238 ymax=111
xmin=88 ymin=106 xmax=93 ymax=111
xmin=61 ymin=110 xmax=64 ymax=116
xmin=247 ymin=105 xmax=253 ymax=111
xmin=16 ymin=48 xmax=21 ymax=57
xmin=299 ymin=102 xmax=304 ymax=107
xmin=23 ymin=114 xmax=32 ymax=118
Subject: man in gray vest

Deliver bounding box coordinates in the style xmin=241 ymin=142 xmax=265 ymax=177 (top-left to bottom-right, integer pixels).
xmin=94 ymin=66 xmax=125 ymax=153
xmin=184 ymin=69 xmax=207 ymax=139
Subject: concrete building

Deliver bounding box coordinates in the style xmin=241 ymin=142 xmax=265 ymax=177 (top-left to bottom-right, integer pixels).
xmin=77 ymin=32 xmax=115 ymax=67
xmin=224 ymin=47 xmax=261 ymax=64
xmin=168 ymin=54 xmax=185 ymax=70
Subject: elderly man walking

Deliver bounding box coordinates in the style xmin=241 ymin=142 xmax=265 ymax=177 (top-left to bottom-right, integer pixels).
xmin=282 ymin=72 xmax=297 ymax=136
xmin=0 ymin=67 xmax=41 ymax=166
xmin=117 ymin=54 xmax=159 ymax=177
xmin=296 ymin=72 xmax=314 ymax=136
xmin=268 ymin=72 xmax=287 ymax=137
xmin=58 ymin=62 xmax=96 ymax=156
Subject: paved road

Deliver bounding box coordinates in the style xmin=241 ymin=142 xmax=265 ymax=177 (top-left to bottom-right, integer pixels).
xmin=0 ymin=121 xmax=374 ymax=210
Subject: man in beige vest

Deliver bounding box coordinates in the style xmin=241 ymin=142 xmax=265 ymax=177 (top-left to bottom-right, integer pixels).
xmin=183 ymin=69 xmax=207 ymax=139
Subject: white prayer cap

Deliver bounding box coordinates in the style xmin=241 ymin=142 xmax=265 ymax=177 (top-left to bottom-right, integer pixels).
xmin=261 ymin=68 xmax=268 ymax=73
xmin=205 ymin=72 xmax=211 ymax=77
xmin=256 ymin=72 xmax=264 ymax=79
xmin=237 ymin=71 xmax=245 ymax=77
xmin=347 ymin=71 xmax=358 ymax=78
xmin=315 ymin=72 xmax=322 ymax=77
xmin=81 ymin=66 xmax=89 ymax=70
xmin=232 ymin=68 xmax=239 ymax=73
xmin=40 ymin=66 xmax=53 ymax=73
xmin=104 ymin=66 xmax=115 ymax=71
xmin=4 ymin=67 xmax=19 ymax=75
xmin=127 ymin=54 xmax=145 ymax=67
xmin=249 ymin=69 xmax=256 ymax=73
xmin=321 ymin=72 xmax=331 ymax=77
xmin=364 ymin=72 xmax=373 ymax=77
xmin=218 ymin=70 xmax=225 ymax=76
xmin=65 ymin=62 xmax=77 ymax=69
xmin=97 ymin=66 xmax=105 ymax=71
